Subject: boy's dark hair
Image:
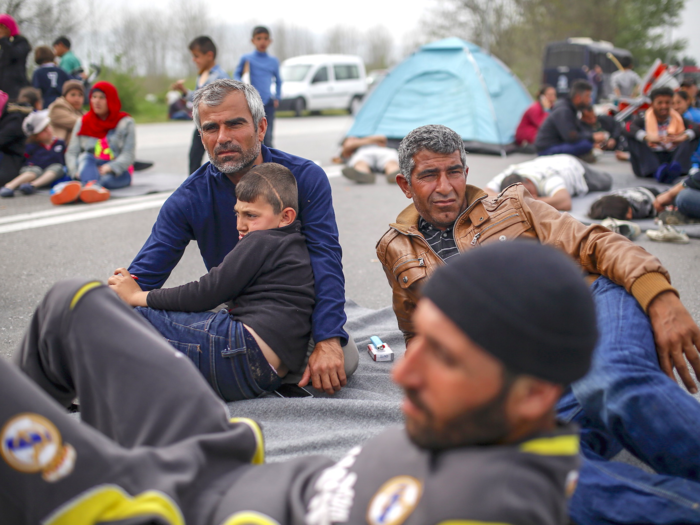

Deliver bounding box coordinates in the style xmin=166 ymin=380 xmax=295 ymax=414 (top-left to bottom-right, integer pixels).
xmin=17 ymin=87 xmax=41 ymax=107
xmin=236 ymin=163 xmax=298 ymax=214
xmin=252 ymin=26 xmax=270 ymax=37
xmin=188 ymin=36 xmax=217 ymax=58
xmin=570 ymin=80 xmax=593 ymax=98
xmin=34 ymin=46 xmax=55 ymax=65
xmin=52 ymin=36 xmax=71 ymax=48
xmin=676 ymin=90 xmax=690 ymax=102
xmin=650 ymin=86 xmax=674 ymax=101
xmin=681 ymin=78 xmax=697 ymax=88
xmin=619 ymin=56 xmax=633 ymax=69
xmin=589 ymin=195 xmax=630 ymax=220
xmin=501 ymin=173 xmax=525 ymax=191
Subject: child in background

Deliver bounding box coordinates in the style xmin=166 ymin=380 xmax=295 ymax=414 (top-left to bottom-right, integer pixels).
xmin=109 ymin=163 xmax=315 ymax=402
xmin=48 ymin=79 xmax=84 ymax=145
xmin=32 ymin=46 xmax=72 ymax=108
xmin=234 ymin=26 xmax=281 ymax=148
xmin=0 ymin=110 xmax=66 ymax=197
xmin=588 ymin=187 xmax=660 ymax=220
xmin=52 ymin=36 xmax=82 ymax=76
xmin=0 ymin=87 xmax=41 ymax=186
xmin=172 ymin=36 xmax=229 ymax=174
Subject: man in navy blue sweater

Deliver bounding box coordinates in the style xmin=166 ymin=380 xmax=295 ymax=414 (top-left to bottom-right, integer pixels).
xmin=128 ymin=79 xmax=357 ymax=394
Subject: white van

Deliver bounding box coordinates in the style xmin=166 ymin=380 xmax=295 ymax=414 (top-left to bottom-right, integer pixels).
xmin=278 ymin=54 xmax=367 ymax=116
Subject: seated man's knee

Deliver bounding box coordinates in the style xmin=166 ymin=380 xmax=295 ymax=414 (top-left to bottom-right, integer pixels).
xmin=343 ymin=337 xmax=360 ymax=378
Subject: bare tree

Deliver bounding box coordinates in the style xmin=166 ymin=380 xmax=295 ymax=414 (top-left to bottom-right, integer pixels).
xmin=0 ymin=0 xmax=82 ymax=46
xmin=364 ymin=26 xmax=394 ymax=69
xmin=324 ymin=25 xmax=362 ymax=55
xmin=272 ymin=21 xmax=317 ymax=61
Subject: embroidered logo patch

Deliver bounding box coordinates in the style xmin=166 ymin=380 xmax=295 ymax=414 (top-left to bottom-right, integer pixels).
xmin=1 ymin=413 xmax=76 ymax=482
xmin=367 ymin=475 xmax=422 ymax=525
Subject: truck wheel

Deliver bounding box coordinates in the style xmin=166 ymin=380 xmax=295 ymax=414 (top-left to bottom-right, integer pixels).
xmin=349 ymin=96 xmax=363 ymax=115
xmin=294 ymin=97 xmax=305 ymax=117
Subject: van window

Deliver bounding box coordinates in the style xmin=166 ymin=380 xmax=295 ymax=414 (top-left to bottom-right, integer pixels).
xmin=334 ymin=64 xmax=360 ymax=81
xmin=281 ymin=65 xmax=312 ymax=82
xmin=312 ymin=67 xmax=329 ymax=83
xmin=545 ymin=45 xmax=585 ymax=69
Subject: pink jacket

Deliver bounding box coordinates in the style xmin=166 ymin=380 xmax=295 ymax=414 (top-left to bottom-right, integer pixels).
xmin=516 ymin=101 xmax=548 ymax=145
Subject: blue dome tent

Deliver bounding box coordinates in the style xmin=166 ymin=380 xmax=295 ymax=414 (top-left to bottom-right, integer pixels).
xmin=348 ymin=38 xmax=533 ymax=154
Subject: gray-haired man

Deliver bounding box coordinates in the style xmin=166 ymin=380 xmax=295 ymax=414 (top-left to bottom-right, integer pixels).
xmin=127 ymin=79 xmax=358 ymax=394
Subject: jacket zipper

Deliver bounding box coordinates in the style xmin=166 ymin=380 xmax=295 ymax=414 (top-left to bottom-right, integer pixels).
xmin=393 ymin=257 xmax=425 ymax=272
xmin=471 ymin=213 xmax=520 ymax=246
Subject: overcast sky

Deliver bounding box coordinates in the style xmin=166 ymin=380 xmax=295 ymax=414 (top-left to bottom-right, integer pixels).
xmin=120 ymin=0 xmax=700 ymax=62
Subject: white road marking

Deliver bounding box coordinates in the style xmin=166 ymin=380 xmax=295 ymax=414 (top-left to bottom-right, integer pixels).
xmin=0 ymin=166 xmax=340 ymax=234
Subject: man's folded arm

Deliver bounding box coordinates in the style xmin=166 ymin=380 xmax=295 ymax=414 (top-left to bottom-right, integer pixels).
xmin=128 ymin=196 xmax=194 ymax=291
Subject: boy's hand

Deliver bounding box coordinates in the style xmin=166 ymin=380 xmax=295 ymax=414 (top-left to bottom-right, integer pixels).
xmin=108 ymin=268 xmax=149 ymax=307
xmin=273 ymin=99 xmax=279 ymax=109
xmin=298 ymin=337 xmax=346 ymax=394
xmin=98 ymin=164 xmax=112 ymax=176
xmin=172 ymin=80 xmax=186 ymax=94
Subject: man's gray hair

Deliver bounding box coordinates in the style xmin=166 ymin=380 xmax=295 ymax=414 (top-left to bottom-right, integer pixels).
xmin=192 ymin=79 xmax=265 ymax=131
xmin=398 ymin=125 xmax=468 ymax=185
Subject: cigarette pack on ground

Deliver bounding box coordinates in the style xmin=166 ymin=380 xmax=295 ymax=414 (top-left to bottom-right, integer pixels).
xmin=367 ymin=335 xmax=394 ymax=362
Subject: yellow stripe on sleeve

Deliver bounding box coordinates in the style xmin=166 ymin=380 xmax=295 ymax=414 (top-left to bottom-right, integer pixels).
xmin=230 ymin=417 xmax=265 ymax=465
xmin=44 ymin=485 xmax=183 ymax=525
xmin=519 ymin=435 xmax=580 ymax=456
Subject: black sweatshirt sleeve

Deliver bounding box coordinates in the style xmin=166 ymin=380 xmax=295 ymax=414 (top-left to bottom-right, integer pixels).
xmin=146 ymin=231 xmax=276 ymax=312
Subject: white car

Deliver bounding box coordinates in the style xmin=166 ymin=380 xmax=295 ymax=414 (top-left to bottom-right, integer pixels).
xmin=278 ymin=54 xmax=367 ymax=116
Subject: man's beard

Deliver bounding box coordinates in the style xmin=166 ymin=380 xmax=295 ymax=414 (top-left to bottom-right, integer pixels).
xmin=403 ymin=375 xmax=514 ymax=451
xmin=208 ymin=140 xmax=261 ymax=175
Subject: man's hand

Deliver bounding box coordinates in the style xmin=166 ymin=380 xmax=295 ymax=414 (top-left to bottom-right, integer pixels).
xmin=606 ymin=138 xmax=617 ymax=150
xmin=98 ymin=164 xmax=112 ymax=176
xmin=592 ymin=131 xmax=607 ymax=143
xmin=668 ymin=133 xmax=689 ymax=144
xmin=298 ymin=337 xmax=346 ymax=394
xmin=648 ymin=291 xmax=700 ymax=393
xmin=645 ymin=133 xmax=661 ymax=145
xmin=108 ymin=268 xmax=149 ymax=307
xmin=273 ymin=99 xmax=279 ymax=109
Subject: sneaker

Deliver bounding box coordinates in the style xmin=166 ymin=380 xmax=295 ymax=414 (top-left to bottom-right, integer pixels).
xmin=601 ymin=218 xmax=641 ymax=240
xmin=18 ymin=183 xmax=36 ymax=195
xmin=0 ymin=186 xmax=14 ymax=198
xmin=646 ymin=222 xmax=690 ymax=244
xmin=342 ymin=166 xmax=376 ymax=184
xmin=49 ymin=181 xmax=81 ymax=205
xmin=658 ymin=209 xmax=700 ymax=225
xmin=79 ymin=181 xmax=110 ymax=203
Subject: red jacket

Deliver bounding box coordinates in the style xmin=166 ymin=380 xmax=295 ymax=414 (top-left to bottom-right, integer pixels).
xmin=516 ymin=101 xmax=548 ymax=145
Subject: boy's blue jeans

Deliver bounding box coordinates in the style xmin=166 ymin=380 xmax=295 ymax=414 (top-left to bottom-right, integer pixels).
xmin=537 ymin=139 xmax=593 ymax=158
xmin=136 ymin=307 xmax=281 ymax=402
xmin=556 ymin=277 xmax=700 ymax=524
xmin=79 ymin=155 xmax=131 ymax=189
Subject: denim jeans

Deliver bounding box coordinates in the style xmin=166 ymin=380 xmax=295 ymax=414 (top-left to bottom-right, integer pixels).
xmin=676 ymin=187 xmax=700 ymax=219
xmin=263 ymin=99 xmax=275 ymax=148
xmin=79 ymin=154 xmax=131 ymax=189
xmin=538 ymin=139 xmax=593 ymax=157
xmin=556 ymin=277 xmax=700 ymax=524
xmin=135 ymin=307 xmax=281 ymax=402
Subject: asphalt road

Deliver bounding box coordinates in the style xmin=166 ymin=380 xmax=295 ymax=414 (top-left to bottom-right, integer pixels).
xmin=1 ymin=115 xmax=699 ymax=359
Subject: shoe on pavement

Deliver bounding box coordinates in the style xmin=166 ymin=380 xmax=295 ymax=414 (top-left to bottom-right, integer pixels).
xmin=0 ymin=186 xmax=14 ymax=198
xmin=658 ymin=209 xmax=700 ymax=225
xmin=580 ymin=151 xmax=597 ymax=164
xmin=342 ymin=166 xmax=375 ymax=184
xmin=646 ymin=223 xmax=690 ymax=244
xmin=601 ymin=217 xmax=641 ymax=240
xmin=386 ymin=169 xmax=400 ymax=184
xmin=18 ymin=183 xmax=36 ymax=195
xmin=50 ymin=181 xmax=81 ymax=205
xmin=79 ymin=181 xmax=110 ymax=203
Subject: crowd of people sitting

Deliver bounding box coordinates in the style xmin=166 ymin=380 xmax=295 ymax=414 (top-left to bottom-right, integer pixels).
xmin=0 ymin=15 xmax=135 ymax=203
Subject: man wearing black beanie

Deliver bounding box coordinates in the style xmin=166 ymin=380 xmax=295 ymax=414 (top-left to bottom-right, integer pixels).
xmin=378 ymin=124 xmax=700 ymax=525
xmin=1 ymin=243 xmax=592 ymax=524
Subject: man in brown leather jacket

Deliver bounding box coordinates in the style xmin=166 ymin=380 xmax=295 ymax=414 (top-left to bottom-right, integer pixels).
xmin=377 ymin=124 xmax=700 ymax=525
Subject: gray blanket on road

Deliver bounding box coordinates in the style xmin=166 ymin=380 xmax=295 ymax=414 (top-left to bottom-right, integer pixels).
xmin=226 ymin=300 xmax=405 ymax=462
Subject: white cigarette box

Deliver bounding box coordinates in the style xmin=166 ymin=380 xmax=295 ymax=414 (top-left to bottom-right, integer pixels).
xmin=367 ymin=343 xmax=394 ymax=362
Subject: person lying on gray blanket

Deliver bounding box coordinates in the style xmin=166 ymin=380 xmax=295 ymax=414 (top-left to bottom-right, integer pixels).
xmin=2 ymin=242 xmax=594 ymax=524
xmin=484 ymin=153 xmax=612 ymax=211
xmin=588 ymin=186 xmax=660 ymax=220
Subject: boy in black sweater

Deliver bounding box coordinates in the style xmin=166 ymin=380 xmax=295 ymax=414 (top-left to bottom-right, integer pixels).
xmin=109 ymin=163 xmax=315 ymax=401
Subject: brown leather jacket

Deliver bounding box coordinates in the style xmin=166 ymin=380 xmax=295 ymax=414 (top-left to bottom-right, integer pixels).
xmin=376 ymin=184 xmax=676 ymax=342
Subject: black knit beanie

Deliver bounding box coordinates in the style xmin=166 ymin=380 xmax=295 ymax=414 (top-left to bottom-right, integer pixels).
xmin=422 ymin=241 xmax=597 ymax=385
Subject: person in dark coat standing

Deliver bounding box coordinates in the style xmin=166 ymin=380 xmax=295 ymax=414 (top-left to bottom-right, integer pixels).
xmin=0 ymin=14 xmax=31 ymax=101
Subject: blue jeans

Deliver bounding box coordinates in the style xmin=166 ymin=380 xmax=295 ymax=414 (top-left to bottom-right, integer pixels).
xmin=79 ymin=155 xmax=131 ymax=189
xmin=556 ymin=277 xmax=700 ymax=524
xmin=263 ymin=99 xmax=275 ymax=148
xmin=538 ymin=139 xmax=593 ymax=157
xmin=676 ymin=187 xmax=700 ymax=219
xmin=135 ymin=307 xmax=281 ymax=402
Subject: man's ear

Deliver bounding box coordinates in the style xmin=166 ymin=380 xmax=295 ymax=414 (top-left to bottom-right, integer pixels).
xmin=257 ymin=117 xmax=268 ymax=144
xmin=279 ymin=207 xmax=296 ymax=226
xmin=506 ymin=377 xmax=562 ymax=422
xmin=396 ymin=174 xmax=414 ymax=199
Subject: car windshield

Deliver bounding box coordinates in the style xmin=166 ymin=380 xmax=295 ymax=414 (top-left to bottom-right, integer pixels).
xmin=281 ymin=65 xmax=312 ymax=82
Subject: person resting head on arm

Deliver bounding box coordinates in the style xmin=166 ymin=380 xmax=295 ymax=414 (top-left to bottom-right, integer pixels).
xmin=109 ymin=163 xmax=316 ymax=401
